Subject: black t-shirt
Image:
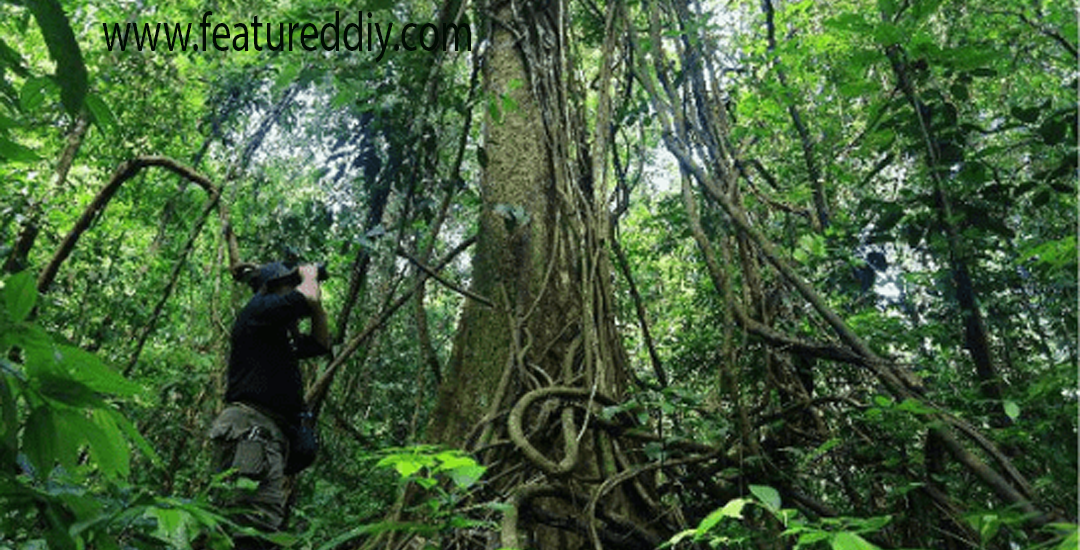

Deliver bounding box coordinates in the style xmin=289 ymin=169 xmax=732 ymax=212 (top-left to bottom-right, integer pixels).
xmin=225 ymin=290 xmax=328 ymax=420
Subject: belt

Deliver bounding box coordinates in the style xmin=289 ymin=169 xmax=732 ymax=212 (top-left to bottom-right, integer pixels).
xmin=230 ymin=401 xmax=288 ymax=430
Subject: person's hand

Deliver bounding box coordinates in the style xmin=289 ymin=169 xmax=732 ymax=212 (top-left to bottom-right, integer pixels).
xmin=297 ymin=264 xmax=322 ymax=305
xmin=297 ymin=264 xmax=330 ymax=349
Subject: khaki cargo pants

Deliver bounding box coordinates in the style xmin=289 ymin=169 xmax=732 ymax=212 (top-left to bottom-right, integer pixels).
xmin=209 ymin=404 xmax=288 ymax=535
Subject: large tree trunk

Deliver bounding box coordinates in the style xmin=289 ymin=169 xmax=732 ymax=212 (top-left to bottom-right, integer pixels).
xmin=426 ymin=0 xmax=651 ymax=547
xmin=427 ymin=2 xmax=564 ymax=444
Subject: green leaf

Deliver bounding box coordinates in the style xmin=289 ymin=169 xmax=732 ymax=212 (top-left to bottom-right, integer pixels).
xmin=434 ymin=450 xmax=474 ymax=469
xmin=377 ymin=453 xmax=430 ymax=478
xmin=52 ymin=406 xmax=98 ymax=472
xmin=114 ymin=411 xmax=163 ymax=466
xmin=23 ymin=406 xmax=60 ymax=476
xmin=234 ymin=477 xmax=259 ymax=491
xmin=54 ymin=343 xmax=143 ymax=397
xmin=501 ymin=94 xmax=518 ymax=114
xmin=445 ymin=463 xmax=486 ymax=489
xmin=20 ymin=75 xmax=55 ymax=112
xmin=4 ymin=271 xmax=37 ymax=323
xmin=24 ymin=0 xmax=88 ymax=115
xmin=36 ymin=372 xmax=104 ymax=408
xmin=0 ymin=37 xmax=29 ymax=77
xmin=274 ymin=61 xmax=303 ymax=95
xmin=145 ymin=506 xmax=197 ymax=549
xmin=831 ymin=531 xmax=879 ymax=550
xmin=85 ymin=93 xmax=117 ymax=135
xmin=0 ymin=135 xmax=41 ymax=162
xmin=824 ymin=13 xmax=874 ymax=33
xmin=1050 ymin=524 xmax=1078 ymax=550
xmin=698 ymin=497 xmax=750 ymax=536
xmin=799 ymin=531 xmax=831 ymax=545
xmin=896 ymin=398 xmax=935 ymax=415
xmin=1004 ymin=401 xmax=1020 ymax=420
xmin=749 ymin=484 xmax=781 ymax=510
xmin=86 ymin=409 xmax=130 ymax=479
xmin=488 ymin=96 xmax=503 ymax=125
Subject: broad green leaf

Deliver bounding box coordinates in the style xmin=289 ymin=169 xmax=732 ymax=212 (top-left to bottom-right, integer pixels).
xmin=434 ymin=450 xmax=475 ymax=470
xmin=749 ymin=484 xmax=781 ymax=510
xmin=377 ymin=454 xmax=428 ymax=478
xmin=114 ymin=410 xmax=163 ymax=466
xmin=663 ymin=529 xmax=698 ymax=547
xmin=20 ymin=76 xmax=55 ymax=112
xmin=802 ymin=437 xmax=842 ymax=466
xmin=53 ymin=343 xmax=143 ymax=397
xmin=831 ymin=531 xmax=879 ymax=550
xmin=1050 ymin=524 xmax=1078 ymax=550
xmin=85 ymin=93 xmax=116 ymax=135
xmin=697 ymin=497 xmax=749 ymax=535
xmin=23 ymin=406 xmax=60 ymax=477
xmin=445 ymin=463 xmax=486 ymax=489
xmin=24 ymin=0 xmax=88 ymax=115
xmin=52 ymin=406 xmax=96 ymax=472
xmin=799 ymin=531 xmax=831 ymax=545
xmin=235 ymin=477 xmax=259 ymax=491
xmin=86 ymin=409 xmax=130 ymax=479
xmin=145 ymin=506 xmax=196 ymax=549
xmin=0 ymin=37 xmax=29 ymax=76
xmin=36 ymin=371 xmax=104 ymax=408
xmin=0 ymin=135 xmax=41 ymax=162
xmin=1004 ymin=401 xmax=1020 ymax=420
xmin=4 ymin=271 xmax=36 ymax=323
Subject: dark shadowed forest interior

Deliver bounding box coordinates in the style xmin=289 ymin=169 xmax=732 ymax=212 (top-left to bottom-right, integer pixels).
xmin=0 ymin=0 xmax=1077 ymax=548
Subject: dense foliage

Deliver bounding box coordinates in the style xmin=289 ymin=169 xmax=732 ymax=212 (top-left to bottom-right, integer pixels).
xmin=0 ymin=0 xmax=1075 ymax=548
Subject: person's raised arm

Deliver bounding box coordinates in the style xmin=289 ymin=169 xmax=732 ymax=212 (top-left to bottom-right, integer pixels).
xmin=297 ymin=264 xmax=330 ymax=352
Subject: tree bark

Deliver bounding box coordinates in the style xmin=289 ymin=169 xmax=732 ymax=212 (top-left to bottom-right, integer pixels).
xmin=424 ymin=1 xmax=654 ymax=547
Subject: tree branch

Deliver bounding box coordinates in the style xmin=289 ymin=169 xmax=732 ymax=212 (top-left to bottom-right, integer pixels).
xmin=37 ymin=156 xmax=219 ymax=293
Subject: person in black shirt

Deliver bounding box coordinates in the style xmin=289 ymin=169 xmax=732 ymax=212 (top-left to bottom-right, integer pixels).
xmin=209 ymin=262 xmax=329 ymax=549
